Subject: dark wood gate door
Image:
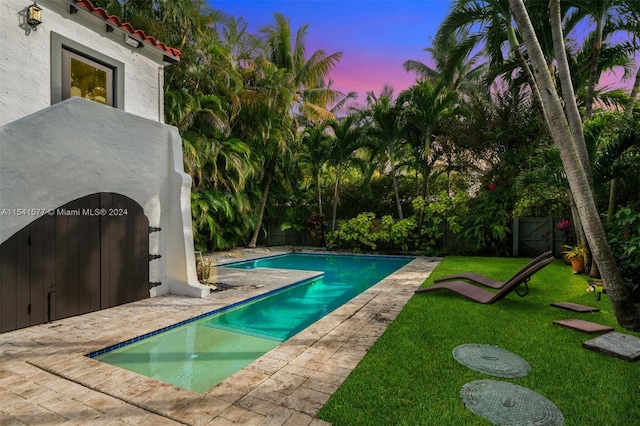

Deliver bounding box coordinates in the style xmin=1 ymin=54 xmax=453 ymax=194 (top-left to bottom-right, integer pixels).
xmin=0 ymin=193 xmax=149 ymax=333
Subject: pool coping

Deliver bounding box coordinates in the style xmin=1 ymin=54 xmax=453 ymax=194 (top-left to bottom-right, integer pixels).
xmin=1 ymin=250 xmax=441 ymax=425
xmin=88 ymin=252 xmax=414 ymax=361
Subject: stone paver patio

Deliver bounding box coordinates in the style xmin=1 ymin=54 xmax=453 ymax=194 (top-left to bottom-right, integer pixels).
xmin=1 ymin=249 xmax=440 ymax=425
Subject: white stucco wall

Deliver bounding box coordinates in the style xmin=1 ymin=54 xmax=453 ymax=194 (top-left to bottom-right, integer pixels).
xmin=0 ymin=98 xmax=207 ymax=298
xmin=0 ymin=0 xmax=166 ymax=126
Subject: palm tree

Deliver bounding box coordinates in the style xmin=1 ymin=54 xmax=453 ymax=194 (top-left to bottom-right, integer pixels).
xmin=260 ymin=12 xmax=344 ymax=122
xmin=550 ymin=0 xmax=632 ymax=277
xmin=509 ymin=0 xmax=640 ymax=330
xmin=362 ymin=86 xmax=405 ymax=219
xmin=327 ymin=114 xmax=363 ymax=232
xmin=437 ymin=0 xmax=550 ymax=127
xmin=403 ymin=27 xmax=487 ymax=95
xmin=549 ymin=0 xmax=592 ymax=192
xmin=244 ymin=13 xmax=344 ymax=247
xmin=550 ymin=0 xmax=633 ymax=276
xmin=171 ymin=89 xmax=257 ymax=251
xmin=564 ymin=0 xmax=626 ymax=119
xmin=398 ymin=80 xmax=459 ymax=230
xmin=297 ymin=84 xmax=358 ymax=217
xmin=516 ymin=112 xmax=638 ymax=232
xmin=587 ymin=115 xmax=640 ymax=222
xmin=564 ymin=26 xmax=636 ymax=109
xmin=300 ymin=123 xmax=333 ymax=215
xmin=243 ymin=61 xmax=295 ymax=248
xmin=617 ymin=0 xmax=640 ymax=116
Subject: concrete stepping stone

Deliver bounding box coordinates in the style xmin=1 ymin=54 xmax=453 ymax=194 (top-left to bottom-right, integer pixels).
xmin=460 ymin=380 xmax=564 ymax=425
xmin=452 ymin=344 xmax=531 ymax=378
xmin=550 ymin=302 xmax=599 ymax=313
xmin=582 ymin=332 xmax=640 ymax=362
xmin=553 ymin=319 xmax=614 ymax=334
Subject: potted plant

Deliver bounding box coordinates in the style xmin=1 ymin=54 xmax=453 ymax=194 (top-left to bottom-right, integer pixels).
xmin=563 ymin=244 xmax=586 ymax=274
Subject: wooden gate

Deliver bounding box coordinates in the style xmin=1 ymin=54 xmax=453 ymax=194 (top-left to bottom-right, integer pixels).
xmin=512 ymin=217 xmax=564 ymax=257
xmin=0 ymin=193 xmax=149 ymax=333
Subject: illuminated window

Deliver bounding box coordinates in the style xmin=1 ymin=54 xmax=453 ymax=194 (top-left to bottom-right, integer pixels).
xmin=62 ymin=49 xmax=114 ymax=106
xmin=51 ymin=33 xmax=124 ymax=109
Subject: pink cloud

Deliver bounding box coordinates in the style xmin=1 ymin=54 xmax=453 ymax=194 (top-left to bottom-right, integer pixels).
xmin=598 ymin=53 xmax=639 ymax=92
xmin=327 ymin=50 xmax=423 ymax=103
xmin=599 ymin=71 xmax=633 ymax=91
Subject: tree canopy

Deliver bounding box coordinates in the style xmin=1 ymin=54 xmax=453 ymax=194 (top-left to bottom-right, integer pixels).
xmin=93 ymin=0 xmax=640 ymax=328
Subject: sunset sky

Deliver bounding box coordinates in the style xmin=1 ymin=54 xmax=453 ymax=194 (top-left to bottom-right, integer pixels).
xmin=209 ymin=0 xmax=636 ymax=103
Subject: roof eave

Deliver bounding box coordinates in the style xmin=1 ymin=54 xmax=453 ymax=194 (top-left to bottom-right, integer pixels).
xmin=62 ymin=0 xmax=181 ymax=65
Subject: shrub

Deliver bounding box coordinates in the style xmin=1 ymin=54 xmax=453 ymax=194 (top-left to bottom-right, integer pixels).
xmin=327 ymin=192 xmax=469 ymax=253
xmin=461 ymin=185 xmax=512 ymax=255
xmin=327 ymin=213 xmax=417 ymax=252
xmin=606 ymin=207 xmax=640 ymax=296
xmin=305 ymin=212 xmax=327 ymax=245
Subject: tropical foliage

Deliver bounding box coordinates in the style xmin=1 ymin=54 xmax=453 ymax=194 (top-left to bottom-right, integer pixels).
xmin=92 ymin=0 xmax=640 ymax=326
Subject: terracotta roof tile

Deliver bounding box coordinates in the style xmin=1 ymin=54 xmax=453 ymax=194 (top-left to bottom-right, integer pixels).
xmin=71 ymin=0 xmax=181 ymax=61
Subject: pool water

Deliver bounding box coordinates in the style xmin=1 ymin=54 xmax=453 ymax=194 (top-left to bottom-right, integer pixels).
xmin=93 ymin=253 xmax=412 ymax=393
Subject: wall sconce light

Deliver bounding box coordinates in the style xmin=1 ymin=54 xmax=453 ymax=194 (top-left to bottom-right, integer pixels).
xmin=124 ymin=35 xmax=143 ymax=49
xmin=27 ymin=2 xmax=42 ymax=31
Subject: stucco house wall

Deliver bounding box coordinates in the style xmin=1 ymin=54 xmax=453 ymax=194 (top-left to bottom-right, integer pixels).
xmin=0 ymin=98 xmax=207 ymax=297
xmin=0 ymin=0 xmax=207 ymax=299
xmin=0 ymin=0 xmax=169 ymax=126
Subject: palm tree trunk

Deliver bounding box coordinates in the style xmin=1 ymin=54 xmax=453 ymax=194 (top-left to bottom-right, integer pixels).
xmin=626 ymin=69 xmax=639 ymax=206
xmin=361 ymin=165 xmax=375 ymax=196
xmin=392 ymin=167 xmax=403 ymax=220
xmin=549 ymin=0 xmax=593 ymax=186
xmin=507 ymin=23 xmax=549 ymax=129
xmin=607 ymin=174 xmax=619 ymax=223
xmin=510 ymin=0 xmax=640 ymax=330
xmin=390 ymin=149 xmax=403 ymax=219
xmin=316 ymin=170 xmax=323 ymax=215
xmin=625 ymin=68 xmax=639 ymax=117
xmin=417 ymin=160 xmax=429 ymax=234
xmin=568 ymin=191 xmax=586 ymax=247
xmin=331 ymin=164 xmax=342 ymax=232
xmin=585 ymin=17 xmax=604 ymax=120
xmin=247 ymin=161 xmax=275 ymax=248
xmin=550 ymin=0 xmax=598 ymax=278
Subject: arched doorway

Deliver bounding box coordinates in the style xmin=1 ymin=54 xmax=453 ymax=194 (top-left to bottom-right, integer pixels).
xmin=1 ymin=193 xmax=149 ymax=333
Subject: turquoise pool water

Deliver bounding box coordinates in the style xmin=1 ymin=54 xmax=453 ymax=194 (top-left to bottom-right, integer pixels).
xmin=92 ymin=253 xmax=412 ymax=392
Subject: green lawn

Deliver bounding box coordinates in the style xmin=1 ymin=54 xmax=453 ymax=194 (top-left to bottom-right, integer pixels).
xmin=318 ymin=256 xmax=640 ymax=425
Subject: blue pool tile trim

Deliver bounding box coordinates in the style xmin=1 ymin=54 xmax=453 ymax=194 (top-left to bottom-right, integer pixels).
xmin=219 ymin=251 xmax=414 ymax=267
xmin=86 ymin=252 xmax=414 ymax=359
xmin=85 ymin=273 xmax=324 ymax=358
xmin=218 ymin=252 xmax=289 ymax=267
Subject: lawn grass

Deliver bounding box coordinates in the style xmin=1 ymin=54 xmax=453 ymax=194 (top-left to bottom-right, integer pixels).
xmin=317 ymin=256 xmax=640 ymax=425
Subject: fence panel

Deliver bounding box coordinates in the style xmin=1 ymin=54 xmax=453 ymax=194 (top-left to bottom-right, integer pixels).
xmin=259 ymin=217 xmax=566 ymax=259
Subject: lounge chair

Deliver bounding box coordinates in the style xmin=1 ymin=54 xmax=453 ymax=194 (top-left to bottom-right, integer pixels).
xmin=434 ymin=251 xmax=554 ymax=289
xmin=414 ymin=256 xmax=555 ymax=304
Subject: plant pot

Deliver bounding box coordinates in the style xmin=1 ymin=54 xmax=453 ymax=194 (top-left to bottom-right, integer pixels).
xmin=570 ymin=258 xmax=584 ymax=274
xmin=562 ymin=254 xmax=571 ymax=265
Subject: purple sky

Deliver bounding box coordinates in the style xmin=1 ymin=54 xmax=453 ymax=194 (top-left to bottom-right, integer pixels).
xmin=209 ymin=0 xmax=447 ymax=101
xmin=208 ymin=0 xmax=636 ymax=103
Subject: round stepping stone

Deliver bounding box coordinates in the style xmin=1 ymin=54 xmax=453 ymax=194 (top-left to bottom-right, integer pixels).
xmin=461 ymin=380 xmax=564 ymax=425
xmin=452 ymin=344 xmax=531 ymax=378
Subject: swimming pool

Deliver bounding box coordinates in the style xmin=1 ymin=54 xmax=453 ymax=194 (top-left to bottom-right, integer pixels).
xmin=90 ymin=253 xmax=412 ymax=393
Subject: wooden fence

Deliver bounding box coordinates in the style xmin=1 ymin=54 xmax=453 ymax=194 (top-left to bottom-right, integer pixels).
xmin=259 ymin=217 xmax=567 ymax=257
